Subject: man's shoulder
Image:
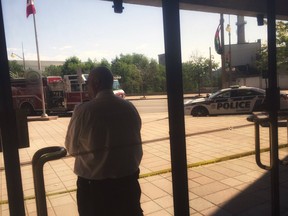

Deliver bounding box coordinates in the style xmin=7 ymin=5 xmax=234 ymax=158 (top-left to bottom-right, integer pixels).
xmin=114 ymin=97 xmax=135 ymax=106
xmin=74 ymin=100 xmax=95 ymax=113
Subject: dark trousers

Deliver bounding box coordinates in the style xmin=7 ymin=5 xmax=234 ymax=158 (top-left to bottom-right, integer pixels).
xmin=77 ymin=170 xmax=143 ymax=216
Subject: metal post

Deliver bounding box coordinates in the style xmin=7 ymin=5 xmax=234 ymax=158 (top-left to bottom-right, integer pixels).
xmin=32 ymin=13 xmax=47 ymax=117
xmin=22 ymin=42 xmax=26 ymax=70
xmin=220 ymin=14 xmax=226 ymax=88
xmin=0 ymin=1 xmax=25 ymax=215
xmin=226 ymin=15 xmax=232 ymax=86
xmin=267 ymin=0 xmax=280 ymax=215
xmin=209 ymin=47 xmax=212 ymax=86
xmin=161 ymin=1 xmax=190 ymax=215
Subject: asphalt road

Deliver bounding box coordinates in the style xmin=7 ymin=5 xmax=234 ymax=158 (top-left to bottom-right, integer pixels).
xmin=130 ymin=99 xmax=168 ymax=114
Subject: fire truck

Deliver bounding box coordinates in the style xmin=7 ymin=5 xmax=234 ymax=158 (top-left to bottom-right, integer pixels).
xmin=11 ymin=73 xmax=125 ymax=115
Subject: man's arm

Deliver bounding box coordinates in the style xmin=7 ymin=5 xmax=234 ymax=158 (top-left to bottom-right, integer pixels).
xmin=65 ymin=107 xmax=81 ymax=156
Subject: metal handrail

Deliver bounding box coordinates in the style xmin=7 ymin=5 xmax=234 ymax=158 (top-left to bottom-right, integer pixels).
xmin=248 ymin=112 xmax=288 ymax=169
xmin=247 ymin=114 xmax=273 ymax=170
xmin=32 ymin=146 xmax=67 ymax=216
xmin=254 ymin=121 xmax=272 ymax=170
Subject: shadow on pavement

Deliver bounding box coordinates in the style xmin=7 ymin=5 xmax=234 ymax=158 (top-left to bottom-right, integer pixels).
xmin=213 ymin=158 xmax=288 ymax=216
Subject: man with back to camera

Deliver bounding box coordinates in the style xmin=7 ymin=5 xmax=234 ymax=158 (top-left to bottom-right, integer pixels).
xmin=65 ymin=66 xmax=143 ymax=216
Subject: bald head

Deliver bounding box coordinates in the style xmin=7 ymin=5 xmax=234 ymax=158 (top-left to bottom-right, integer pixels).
xmin=87 ymin=67 xmax=114 ymax=98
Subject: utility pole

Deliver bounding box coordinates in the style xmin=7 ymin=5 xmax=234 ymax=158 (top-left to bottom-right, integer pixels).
xmin=220 ymin=14 xmax=227 ymax=88
xmin=209 ymin=47 xmax=213 ymax=88
xmin=226 ymin=15 xmax=232 ymax=86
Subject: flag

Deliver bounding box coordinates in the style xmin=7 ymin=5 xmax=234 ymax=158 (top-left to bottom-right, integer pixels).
xmin=26 ymin=0 xmax=36 ymax=18
xmin=214 ymin=24 xmax=223 ymax=55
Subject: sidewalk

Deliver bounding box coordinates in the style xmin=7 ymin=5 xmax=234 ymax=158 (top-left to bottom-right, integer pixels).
xmin=1 ymin=111 xmax=288 ymax=215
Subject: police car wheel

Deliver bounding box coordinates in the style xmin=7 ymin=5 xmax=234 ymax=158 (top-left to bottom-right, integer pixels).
xmin=191 ymin=106 xmax=208 ymax=117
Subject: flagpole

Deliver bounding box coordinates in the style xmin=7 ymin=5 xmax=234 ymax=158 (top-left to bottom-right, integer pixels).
xmin=22 ymin=42 xmax=26 ymax=70
xmin=220 ymin=14 xmax=226 ymax=88
xmin=32 ymin=13 xmax=47 ymax=117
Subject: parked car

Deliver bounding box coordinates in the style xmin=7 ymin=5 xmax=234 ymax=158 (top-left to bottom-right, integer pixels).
xmin=184 ymin=86 xmax=288 ymax=116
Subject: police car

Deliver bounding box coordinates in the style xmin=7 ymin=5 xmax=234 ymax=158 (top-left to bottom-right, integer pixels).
xmin=184 ymin=86 xmax=288 ymax=116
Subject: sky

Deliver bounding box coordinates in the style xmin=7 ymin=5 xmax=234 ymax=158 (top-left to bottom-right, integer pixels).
xmin=2 ymin=0 xmax=268 ymax=65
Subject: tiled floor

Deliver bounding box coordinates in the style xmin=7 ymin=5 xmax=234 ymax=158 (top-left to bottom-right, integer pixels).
xmin=1 ymin=97 xmax=288 ymax=215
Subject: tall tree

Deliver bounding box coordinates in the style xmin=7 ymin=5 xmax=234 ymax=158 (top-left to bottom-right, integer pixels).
xmin=9 ymin=60 xmax=24 ymax=78
xmin=276 ymin=21 xmax=288 ymax=66
xmin=257 ymin=21 xmax=288 ymax=73
xmin=61 ymin=56 xmax=82 ymax=76
xmin=99 ymin=58 xmax=111 ymax=68
xmin=111 ymin=58 xmax=141 ymax=94
xmin=111 ymin=53 xmax=166 ymax=94
xmin=43 ymin=65 xmax=62 ymax=77
xmin=82 ymin=58 xmax=99 ymax=74
xmin=182 ymin=55 xmax=219 ymax=93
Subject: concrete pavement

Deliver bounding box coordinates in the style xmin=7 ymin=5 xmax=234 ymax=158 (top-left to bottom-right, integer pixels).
xmin=1 ymin=100 xmax=288 ymax=215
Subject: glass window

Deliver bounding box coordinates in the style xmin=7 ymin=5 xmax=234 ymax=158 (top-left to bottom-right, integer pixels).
xmin=113 ymin=80 xmax=120 ymax=90
xmin=215 ymin=91 xmax=230 ymax=98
